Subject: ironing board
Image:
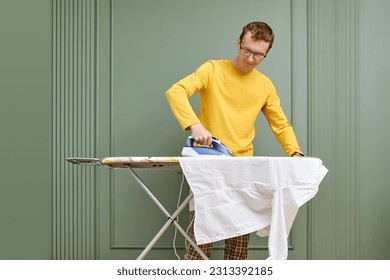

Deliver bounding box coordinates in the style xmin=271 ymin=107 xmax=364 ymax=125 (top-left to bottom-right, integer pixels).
xmin=66 ymin=156 xmax=209 ymax=260
xmin=67 ymin=156 xmax=327 ymax=260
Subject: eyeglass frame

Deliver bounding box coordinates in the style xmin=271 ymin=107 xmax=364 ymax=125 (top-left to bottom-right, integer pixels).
xmin=239 ymin=41 xmax=268 ymax=61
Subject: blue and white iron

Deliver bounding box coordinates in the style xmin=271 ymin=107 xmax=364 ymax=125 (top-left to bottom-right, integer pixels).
xmin=181 ymin=136 xmax=233 ymax=157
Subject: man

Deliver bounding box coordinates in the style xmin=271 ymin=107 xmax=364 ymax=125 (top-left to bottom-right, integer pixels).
xmin=166 ymin=22 xmax=303 ymax=260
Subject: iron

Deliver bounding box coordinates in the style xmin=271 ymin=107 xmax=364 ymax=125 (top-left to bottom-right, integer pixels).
xmin=181 ymin=136 xmax=233 ymax=157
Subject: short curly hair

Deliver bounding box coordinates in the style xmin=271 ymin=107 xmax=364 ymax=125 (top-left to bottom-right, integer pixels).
xmin=239 ymin=22 xmax=274 ymax=50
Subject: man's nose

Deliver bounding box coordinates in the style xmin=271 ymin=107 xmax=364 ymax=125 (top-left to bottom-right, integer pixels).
xmin=247 ymin=53 xmax=256 ymax=62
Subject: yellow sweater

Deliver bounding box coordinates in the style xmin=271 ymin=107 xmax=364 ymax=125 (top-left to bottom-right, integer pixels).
xmin=166 ymin=60 xmax=302 ymax=157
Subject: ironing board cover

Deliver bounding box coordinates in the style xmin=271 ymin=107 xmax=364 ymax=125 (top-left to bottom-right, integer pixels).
xmin=66 ymin=156 xmax=180 ymax=169
xmin=102 ymin=156 xmax=179 ymax=169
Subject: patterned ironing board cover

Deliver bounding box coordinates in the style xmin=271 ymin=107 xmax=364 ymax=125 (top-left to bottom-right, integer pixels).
xmin=66 ymin=156 xmax=180 ymax=169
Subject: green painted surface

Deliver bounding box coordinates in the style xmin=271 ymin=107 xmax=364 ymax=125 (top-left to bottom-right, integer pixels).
xmin=51 ymin=0 xmax=98 ymax=260
xmin=358 ymin=0 xmax=390 ymax=259
xmin=1 ymin=0 xmax=389 ymax=261
xmin=0 ymin=0 xmax=52 ymax=259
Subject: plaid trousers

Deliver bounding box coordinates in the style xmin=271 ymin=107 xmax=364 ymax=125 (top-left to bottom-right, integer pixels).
xmin=185 ymin=211 xmax=250 ymax=260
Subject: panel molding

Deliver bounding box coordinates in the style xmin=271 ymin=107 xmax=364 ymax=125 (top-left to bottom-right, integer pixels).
xmin=103 ymin=0 xmax=304 ymax=257
xmin=307 ymin=0 xmax=359 ymax=259
xmin=106 ymin=0 xmax=288 ymax=253
xmin=289 ymin=0 xmax=309 ymax=257
xmin=52 ymin=0 xmax=98 ymax=260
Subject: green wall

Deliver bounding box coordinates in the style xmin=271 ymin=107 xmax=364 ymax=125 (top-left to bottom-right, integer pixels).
xmin=0 ymin=0 xmax=52 ymax=259
xmin=1 ymin=0 xmax=389 ymax=260
xmin=359 ymin=0 xmax=390 ymax=259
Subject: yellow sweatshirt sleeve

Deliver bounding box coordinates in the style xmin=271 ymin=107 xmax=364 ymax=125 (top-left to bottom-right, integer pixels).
xmin=165 ymin=62 xmax=212 ymax=130
xmin=262 ymin=82 xmax=303 ymax=156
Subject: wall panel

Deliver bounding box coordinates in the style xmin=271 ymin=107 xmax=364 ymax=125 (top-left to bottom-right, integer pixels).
xmin=358 ymin=0 xmax=390 ymax=259
xmin=52 ymin=0 xmax=98 ymax=260
xmin=307 ymin=0 xmax=359 ymax=259
xmin=95 ymin=0 xmax=309 ymax=260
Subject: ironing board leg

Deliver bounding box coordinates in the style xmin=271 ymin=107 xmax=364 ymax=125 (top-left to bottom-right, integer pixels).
xmin=137 ymin=193 xmax=209 ymax=260
xmin=127 ymin=167 xmax=209 ymax=260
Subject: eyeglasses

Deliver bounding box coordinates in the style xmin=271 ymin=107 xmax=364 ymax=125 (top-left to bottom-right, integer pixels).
xmin=239 ymin=42 xmax=267 ymax=61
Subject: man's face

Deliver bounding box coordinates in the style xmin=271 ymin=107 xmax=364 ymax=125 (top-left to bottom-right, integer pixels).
xmin=234 ymin=31 xmax=271 ymax=73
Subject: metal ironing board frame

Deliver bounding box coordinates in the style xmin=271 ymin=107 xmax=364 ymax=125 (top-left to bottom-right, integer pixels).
xmin=66 ymin=157 xmax=209 ymax=260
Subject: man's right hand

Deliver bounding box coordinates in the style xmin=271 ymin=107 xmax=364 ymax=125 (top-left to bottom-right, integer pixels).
xmin=189 ymin=123 xmax=212 ymax=146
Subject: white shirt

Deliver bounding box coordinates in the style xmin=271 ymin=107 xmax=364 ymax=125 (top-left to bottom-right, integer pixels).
xmin=179 ymin=156 xmax=328 ymax=260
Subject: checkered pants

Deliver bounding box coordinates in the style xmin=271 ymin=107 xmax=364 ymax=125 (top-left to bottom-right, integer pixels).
xmin=185 ymin=211 xmax=250 ymax=260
